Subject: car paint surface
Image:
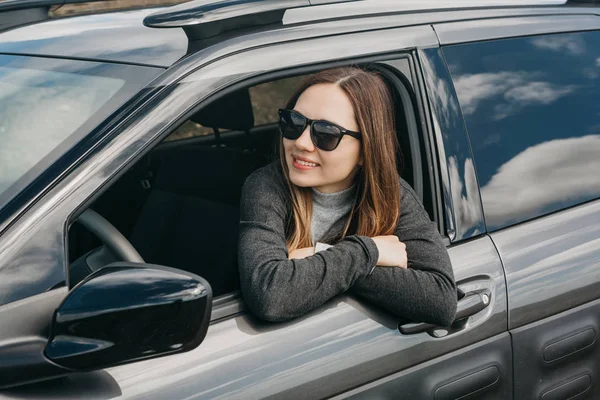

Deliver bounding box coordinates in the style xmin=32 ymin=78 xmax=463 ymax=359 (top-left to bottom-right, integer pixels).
xmin=492 ymin=199 xmax=600 ymax=329
xmin=0 ymin=8 xmax=187 ymax=67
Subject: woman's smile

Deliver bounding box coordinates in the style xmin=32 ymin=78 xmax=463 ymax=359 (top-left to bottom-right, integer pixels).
xmin=292 ymin=155 xmax=320 ymax=170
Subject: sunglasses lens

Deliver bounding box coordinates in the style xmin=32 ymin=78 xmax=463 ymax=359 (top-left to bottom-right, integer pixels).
xmin=279 ymin=110 xmax=305 ymax=140
xmin=312 ymin=121 xmax=342 ymax=151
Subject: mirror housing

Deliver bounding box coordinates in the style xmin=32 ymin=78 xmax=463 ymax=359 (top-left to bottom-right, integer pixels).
xmin=45 ymin=263 xmax=212 ymax=370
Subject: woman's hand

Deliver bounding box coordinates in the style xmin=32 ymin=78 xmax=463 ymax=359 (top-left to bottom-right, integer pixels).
xmin=289 ymin=246 xmax=315 ymax=260
xmin=371 ymin=235 xmax=408 ymax=268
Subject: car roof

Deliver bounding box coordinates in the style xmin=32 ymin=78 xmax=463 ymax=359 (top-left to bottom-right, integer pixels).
xmin=0 ymin=0 xmax=590 ymax=68
xmin=0 ymin=6 xmax=188 ymax=67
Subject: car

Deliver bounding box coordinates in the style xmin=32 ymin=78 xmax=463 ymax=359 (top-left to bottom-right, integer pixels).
xmin=0 ymin=0 xmax=599 ymax=398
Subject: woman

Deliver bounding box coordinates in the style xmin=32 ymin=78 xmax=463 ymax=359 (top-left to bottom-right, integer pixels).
xmin=238 ymin=67 xmax=457 ymax=326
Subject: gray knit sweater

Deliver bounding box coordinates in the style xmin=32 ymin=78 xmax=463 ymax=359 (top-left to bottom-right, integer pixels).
xmin=238 ymin=161 xmax=457 ymax=326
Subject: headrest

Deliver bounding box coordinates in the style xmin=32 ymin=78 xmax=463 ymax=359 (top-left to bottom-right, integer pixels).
xmin=190 ymin=89 xmax=254 ymax=131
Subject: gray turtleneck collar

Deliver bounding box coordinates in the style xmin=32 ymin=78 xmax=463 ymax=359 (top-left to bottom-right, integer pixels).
xmin=311 ymin=183 xmax=357 ymax=245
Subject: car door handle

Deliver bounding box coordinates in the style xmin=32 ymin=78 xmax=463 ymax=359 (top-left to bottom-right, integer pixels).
xmin=399 ymin=289 xmax=492 ymax=335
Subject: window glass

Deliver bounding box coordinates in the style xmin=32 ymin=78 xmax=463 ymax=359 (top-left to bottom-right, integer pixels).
xmin=0 ymin=55 xmax=160 ymax=212
xmin=444 ymin=31 xmax=600 ymax=231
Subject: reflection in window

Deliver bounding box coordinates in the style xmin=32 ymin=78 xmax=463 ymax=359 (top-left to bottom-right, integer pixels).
xmin=0 ymin=65 xmax=125 ymax=197
xmin=444 ymin=31 xmax=600 ymax=230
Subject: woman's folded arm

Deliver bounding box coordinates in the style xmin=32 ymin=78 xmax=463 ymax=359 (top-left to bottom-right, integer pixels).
xmin=238 ymin=166 xmax=378 ymax=322
xmin=349 ymin=181 xmax=457 ymax=327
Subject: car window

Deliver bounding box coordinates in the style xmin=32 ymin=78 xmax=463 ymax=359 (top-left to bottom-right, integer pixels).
xmin=0 ymin=55 xmax=161 ymax=213
xmin=165 ymin=75 xmax=304 ymax=142
xmin=443 ymin=30 xmax=600 ymax=231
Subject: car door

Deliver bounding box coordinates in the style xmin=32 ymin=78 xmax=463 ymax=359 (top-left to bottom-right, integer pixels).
xmin=1 ymin=24 xmax=507 ymax=400
xmin=438 ymin=14 xmax=600 ymax=400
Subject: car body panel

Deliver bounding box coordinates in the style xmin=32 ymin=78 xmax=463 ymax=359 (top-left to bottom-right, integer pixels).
xmin=435 ymin=14 xmax=600 ymax=45
xmin=492 ymin=199 xmax=600 ymax=330
xmin=333 ymin=333 xmax=513 ymax=400
xmin=510 ymin=298 xmax=600 ymax=399
xmin=0 ymin=8 xmax=187 ymax=67
xmin=284 ymin=1 xmax=574 ymax=25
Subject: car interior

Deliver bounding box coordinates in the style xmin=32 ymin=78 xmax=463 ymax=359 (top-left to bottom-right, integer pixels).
xmin=67 ymin=62 xmax=430 ymax=298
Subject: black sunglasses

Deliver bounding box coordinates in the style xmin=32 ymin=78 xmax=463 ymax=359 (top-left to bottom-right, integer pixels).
xmin=278 ymin=108 xmax=361 ymax=151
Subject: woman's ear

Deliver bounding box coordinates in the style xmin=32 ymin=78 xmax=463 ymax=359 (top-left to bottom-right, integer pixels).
xmin=358 ymin=152 xmax=364 ymax=167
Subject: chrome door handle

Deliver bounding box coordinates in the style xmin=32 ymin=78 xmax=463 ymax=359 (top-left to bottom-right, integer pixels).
xmin=399 ymin=289 xmax=491 ymax=335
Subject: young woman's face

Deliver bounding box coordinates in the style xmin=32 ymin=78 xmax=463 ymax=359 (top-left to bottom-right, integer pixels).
xmin=283 ymin=83 xmax=362 ymax=193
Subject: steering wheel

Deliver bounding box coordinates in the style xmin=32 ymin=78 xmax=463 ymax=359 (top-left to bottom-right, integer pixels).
xmin=76 ymin=209 xmax=145 ymax=263
xmin=68 ymin=209 xmax=145 ymax=287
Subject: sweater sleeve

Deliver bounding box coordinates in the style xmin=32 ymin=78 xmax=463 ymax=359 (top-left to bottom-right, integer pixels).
xmin=238 ymin=165 xmax=378 ymax=322
xmin=348 ymin=180 xmax=458 ymax=327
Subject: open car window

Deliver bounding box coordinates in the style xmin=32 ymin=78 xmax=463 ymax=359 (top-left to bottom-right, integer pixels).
xmin=165 ymin=75 xmax=305 ymax=142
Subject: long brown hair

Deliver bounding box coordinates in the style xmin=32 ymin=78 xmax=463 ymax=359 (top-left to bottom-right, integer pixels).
xmin=280 ymin=67 xmax=401 ymax=252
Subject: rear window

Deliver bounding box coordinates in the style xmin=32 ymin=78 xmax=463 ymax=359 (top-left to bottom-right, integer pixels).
xmin=443 ymin=30 xmax=600 ymax=231
xmin=0 ymin=55 xmax=161 ymax=212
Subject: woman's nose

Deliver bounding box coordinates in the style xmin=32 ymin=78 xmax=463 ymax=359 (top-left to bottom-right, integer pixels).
xmin=294 ymin=126 xmax=315 ymax=151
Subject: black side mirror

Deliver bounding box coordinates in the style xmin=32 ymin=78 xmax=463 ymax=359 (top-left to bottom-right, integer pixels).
xmin=44 ymin=263 xmax=212 ymax=370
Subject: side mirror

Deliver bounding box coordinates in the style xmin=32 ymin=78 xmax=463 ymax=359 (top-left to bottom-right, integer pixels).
xmin=45 ymin=263 xmax=212 ymax=370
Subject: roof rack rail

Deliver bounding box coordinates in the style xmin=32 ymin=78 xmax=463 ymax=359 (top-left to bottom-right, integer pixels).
xmin=0 ymin=0 xmax=106 ymax=32
xmin=144 ymin=0 xmax=361 ymax=41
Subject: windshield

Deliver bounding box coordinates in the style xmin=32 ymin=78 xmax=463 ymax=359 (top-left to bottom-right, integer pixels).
xmin=0 ymin=55 xmax=162 ymax=212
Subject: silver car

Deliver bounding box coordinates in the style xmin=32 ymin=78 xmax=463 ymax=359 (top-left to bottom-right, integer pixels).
xmin=0 ymin=0 xmax=599 ymax=398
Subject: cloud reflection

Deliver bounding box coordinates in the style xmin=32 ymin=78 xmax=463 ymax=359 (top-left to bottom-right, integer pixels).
xmin=448 ymin=157 xmax=481 ymax=237
xmin=494 ymin=81 xmax=576 ymax=120
xmin=418 ymin=50 xmax=460 ymax=131
xmin=481 ymin=135 xmax=600 ymax=228
xmin=453 ymin=71 xmax=576 ymax=120
xmin=530 ymin=35 xmax=585 ymax=55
